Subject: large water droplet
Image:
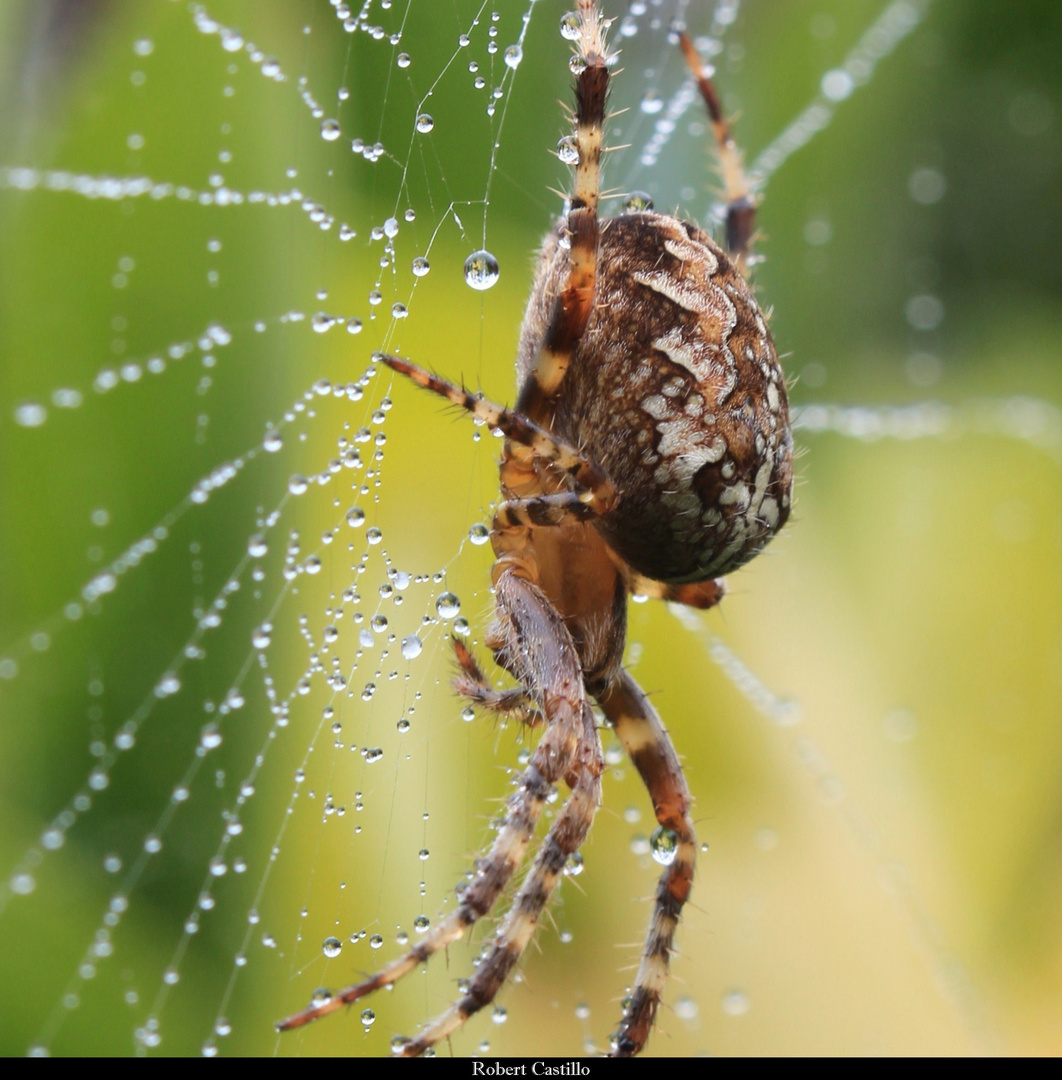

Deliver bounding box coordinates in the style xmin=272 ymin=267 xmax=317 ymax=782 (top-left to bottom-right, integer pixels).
xmin=624 ymin=191 xmax=654 ymax=212
xmin=320 ymin=119 xmax=341 ymax=141
xmin=435 ymin=592 xmax=460 ymax=619
xmin=503 ymin=44 xmax=523 ymax=69
xmin=401 ymin=635 xmax=423 ymax=660
xmin=415 ymin=113 xmax=434 ymax=133
xmin=322 ymin=936 xmax=343 ymax=958
xmin=463 ymin=249 xmax=500 ymax=291
xmin=650 ymin=826 xmax=679 ymax=866
xmin=556 ymin=135 xmax=579 ymax=165
xmin=411 ymin=256 xmax=430 ymax=277
xmin=560 ymin=12 xmax=582 ymax=40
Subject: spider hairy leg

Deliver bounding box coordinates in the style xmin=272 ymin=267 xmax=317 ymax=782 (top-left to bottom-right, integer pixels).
xmin=679 ymin=32 xmax=755 ymax=265
xmin=277 ymin=574 xmax=594 ymax=1052
xmin=598 ymin=671 xmax=697 ymax=1058
xmin=452 ymin=637 xmax=543 ymax=727
xmin=397 ymin=698 xmax=603 ymax=1056
xmin=380 ymin=355 xmax=617 ymax=520
xmin=514 ymin=0 xmax=610 ymax=425
xmin=626 ymin=574 xmax=727 ymax=611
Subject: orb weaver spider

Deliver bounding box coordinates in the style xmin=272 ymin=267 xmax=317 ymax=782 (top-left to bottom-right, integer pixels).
xmin=278 ymin=0 xmax=792 ymax=1056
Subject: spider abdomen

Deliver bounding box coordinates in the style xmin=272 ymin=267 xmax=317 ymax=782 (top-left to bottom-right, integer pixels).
xmin=516 ymin=211 xmax=794 ymax=583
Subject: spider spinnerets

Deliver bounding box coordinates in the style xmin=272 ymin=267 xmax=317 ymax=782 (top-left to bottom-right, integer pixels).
xmin=279 ymin=0 xmax=792 ymax=1057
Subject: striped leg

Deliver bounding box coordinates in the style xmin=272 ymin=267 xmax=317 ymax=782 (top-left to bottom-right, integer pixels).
xmin=597 ymin=670 xmax=697 ymax=1058
xmin=514 ymin=0 xmax=611 ymax=426
xmin=276 ymin=573 xmax=585 ymax=1038
xmin=679 ymin=32 xmax=756 ymax=267
xmin=452 ymin=637 xmax=542 ymax=727
xmin=627 ymin=573 xmax=727 ymax=611
xmin=396 ymin=704 xmax=603 ymax=1056
xmin=380 ymin=355 xmax=616 ymax=519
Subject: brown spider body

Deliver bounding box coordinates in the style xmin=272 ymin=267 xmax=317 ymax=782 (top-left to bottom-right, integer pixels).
xmin=278 ymin=2 xmax=791 ymax=1057
xmin=517 ymin=211 xmax=793 ymax=585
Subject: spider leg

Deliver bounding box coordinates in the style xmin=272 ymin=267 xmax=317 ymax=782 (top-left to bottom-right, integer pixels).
xmin=597 ymin=670 xmax=697 ymax=1058
xmin=679 ymin=32 xmax=756 ymax=267
xmin=380 ymin=355 xmax=616 ymax=518
xmin=515 ymin=0 xmax=610 ymax=425
xmin=276 ymin=572 xmax=590 ymax=1046
xmin=396 ymin=699 xmax=603 ymax=1056
xmin=626 ymin=573 xmax=727 ymax=611
xmin=452 ymin=637 xmax=543 ymax=727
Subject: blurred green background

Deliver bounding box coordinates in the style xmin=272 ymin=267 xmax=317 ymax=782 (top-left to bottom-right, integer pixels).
xmin=0 ymin=0 xmax=1060 ymax=1058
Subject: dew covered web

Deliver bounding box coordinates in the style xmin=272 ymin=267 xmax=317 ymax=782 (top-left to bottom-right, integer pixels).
xmin=2 ymin=0 xmax=1062 ymax=1059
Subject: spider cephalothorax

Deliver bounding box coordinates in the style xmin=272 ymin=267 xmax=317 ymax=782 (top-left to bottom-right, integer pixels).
xmin=279 ymin=0 xmax=792 ymax=1057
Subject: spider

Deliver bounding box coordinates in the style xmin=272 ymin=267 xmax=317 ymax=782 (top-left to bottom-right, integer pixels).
xmin=278 ymin=0 xmax=792 ymax=1057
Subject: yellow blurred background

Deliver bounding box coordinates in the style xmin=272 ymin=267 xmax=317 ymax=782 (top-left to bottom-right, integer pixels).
xmin=0 ymin=0 xmax=1060 ymax=1058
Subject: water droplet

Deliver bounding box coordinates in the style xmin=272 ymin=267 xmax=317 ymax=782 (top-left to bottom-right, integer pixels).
xmin=14 ymin=403 xmax=46 ymax=427
xmin=322 ymin=936 xmax=343 ymax=958
xmin=556 ymin=135 xmax=579 ymax=165
xmin=320 ymin=119 xmax=341 ymax=141
xmin=623 ymin=190 xmax=654 ymax=212
xmin=650 ymin=826 xmax=679 ymax=866
xmin=411 ymin=256 xmax=430 ymax=277
xmin=468 ymin=522 xmax=490 ymax=545
xmin=415 ymin=113 xmax=434 ymax=133
xmin=252 ymin=623 xmax=273 ymax=649
xmin=10 ymin=873 xmax=35 ymax=895
xmin=401 ymin=635 xmax=423 ymax=660
xmin=722 ymin=988 xmax=750 ymax=1016
xmin=560 ymin=12 xmax=582 ymax=40
xmin=503 ymin=44 xmax=523 ymax=69
xmin=361 ymin=1008 xmax=376 ymax=1027
xmin=263 ymin=429 xmax=283 ymax=452
xmin=248 ymin=535 xmax=268 ymax=558
xmin=435 ymin=592 xmax=460 ymax=619
xmin=463 ymin=250 xmax=500 ymax=291
xmin=640 ymin=91 xmax=664 ymax=115
xmin=821 ymin=69 xmax=854 ymax=102
xmin=288 ymin=474 xmax=309 ymax=495
xmin=630 ymin=834 xmax=650 ymax=856
xmin=564 ymin=852 xmax=584 ymax=876
xmin=396 ymin=52 xmax=411 ymax=68
xmin=413 ymin=915 xmax=430 ymax=933
xmin=492 ymin=1006 xmax=508 ymax=1025
xmin=155 ymin=674 xmax=181 ymax=698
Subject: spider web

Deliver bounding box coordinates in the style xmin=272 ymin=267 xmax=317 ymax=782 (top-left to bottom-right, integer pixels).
xmin=2 ymin=0 xmax=1061 ymax=1058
